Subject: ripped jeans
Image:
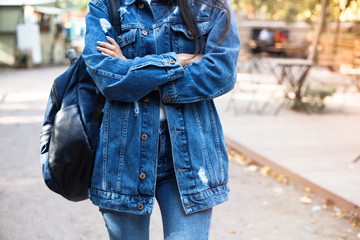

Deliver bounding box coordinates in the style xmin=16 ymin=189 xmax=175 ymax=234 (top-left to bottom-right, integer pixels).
xmin=99 ymin=122 xmax=213 ymax=240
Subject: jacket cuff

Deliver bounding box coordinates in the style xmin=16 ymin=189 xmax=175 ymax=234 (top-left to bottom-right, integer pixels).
xmin=161 ymin=52 xmax=185 ymax=81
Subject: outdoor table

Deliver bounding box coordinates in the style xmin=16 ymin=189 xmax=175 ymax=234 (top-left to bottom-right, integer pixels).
xmin=339 ymin=65 xmax=360 ymax=93
xmin=267 ymin=58 xmax=314 ymax=114
xmin=265 ymin=46 xmax=286 ymax=58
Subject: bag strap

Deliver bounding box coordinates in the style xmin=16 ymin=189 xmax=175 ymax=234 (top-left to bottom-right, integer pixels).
xmin=110 ymin=0 xmax=121 ymax=35
xmin=92 ymin=93 xmax=105 ymax=123
xmin=91 ymin=0 xmax=121 ymax=124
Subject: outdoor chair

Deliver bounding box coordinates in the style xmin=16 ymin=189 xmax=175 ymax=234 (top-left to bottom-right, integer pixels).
xmin=247 ymin=40 xmax=271 ymax=73
xmin=226 ymin=72 xmax=285 ymax=115
xmin=333 ymin=64 xmax=360 ymax=110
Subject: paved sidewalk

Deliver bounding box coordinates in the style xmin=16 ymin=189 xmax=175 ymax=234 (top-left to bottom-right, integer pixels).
xmin=1 ymin=66 xmax=359 ymax=239
xmin=215 ymin=66 xmax=360 ymax=214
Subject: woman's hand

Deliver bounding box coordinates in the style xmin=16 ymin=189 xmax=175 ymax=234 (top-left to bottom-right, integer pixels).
xmin=97 ymin=36 xmax=126 ymax=59
xmin=177 ymin=53 xmax=204 ymax=67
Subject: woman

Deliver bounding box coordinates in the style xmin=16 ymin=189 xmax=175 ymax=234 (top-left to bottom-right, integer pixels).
xmin=82 ymin=0 xmax=240 ymax=238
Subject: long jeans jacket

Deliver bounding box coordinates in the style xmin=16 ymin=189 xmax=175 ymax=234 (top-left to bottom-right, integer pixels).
xmin=82 ymin=0 xmax=241 ymax=215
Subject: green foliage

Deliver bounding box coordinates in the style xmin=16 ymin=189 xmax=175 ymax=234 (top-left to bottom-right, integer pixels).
xmin=77 ymin=0 xmax=89 ymax=11
xmin=58 ymin=0 xmax=89 ymax=11
xmin=233 ymin=0 xmax=319 ymax=23
xmin=285 ymin=83 xmax=336 ymax=113
xmin=233 ymin=0 xmax=359 ymax=23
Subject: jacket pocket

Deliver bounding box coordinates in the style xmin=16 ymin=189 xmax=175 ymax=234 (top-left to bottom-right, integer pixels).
xmin=170 ymin=20 xmax=210 ymax=54
xmin=119 ymin=28 xmax=137 ymax=59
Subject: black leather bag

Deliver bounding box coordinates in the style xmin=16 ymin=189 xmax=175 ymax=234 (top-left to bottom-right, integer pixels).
xmin=40 ymin=0 xmax=120 ymax=202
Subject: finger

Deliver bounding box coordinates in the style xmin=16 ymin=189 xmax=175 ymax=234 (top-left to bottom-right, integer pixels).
xmin=97 ymin=46 xmax=116 ymax=58
xmin=97 ymin=41 xmax=116 ymax=51
xmin=106 ymin=36 xmax=119 ymax=46
xmin=100 ymin=52 xmax=111 ymax=57
xmin=194 ymin=54 xmax=204 ymax=62
xmin=97 ymin=44 xmax=123 ymax=59
xmin=100 ymin=38 xmax=124 ymax=58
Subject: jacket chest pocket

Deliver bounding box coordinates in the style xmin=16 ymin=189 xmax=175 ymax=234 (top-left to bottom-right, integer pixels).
xmin=119 ymin=28 xmax=137 ymax=59
xmin=170 ymin=20 xmax=210 ymax=54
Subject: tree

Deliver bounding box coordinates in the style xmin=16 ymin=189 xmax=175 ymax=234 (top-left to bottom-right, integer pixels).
xmin=307 ymin=0 xmax=357 ymax=60
xmin=234 ymin=0 xmax=359 ymax=24
xmin=57 ymin=0 xmax=89 ymax=11
xmin=331 ymin=0 xmax=357 ymax=54
xmin=234 ymin=0 xmax=360 ymax=62
xmin=232 ymin=0 xmax=320 ymax=23
xmin=308 ymin=0 xmax=328 ymax=61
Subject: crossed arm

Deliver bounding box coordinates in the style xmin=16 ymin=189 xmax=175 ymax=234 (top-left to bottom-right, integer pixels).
xmin=83 ymin=0 xmax=240 ymax=103
xmin=96 ymin=36 xmax=204 ymax=67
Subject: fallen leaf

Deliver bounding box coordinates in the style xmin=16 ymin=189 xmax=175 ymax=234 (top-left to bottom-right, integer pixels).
xmin=281 ymin=177 xmax=290 ymax=184
xmin=248 ymin=165 xmax=258 ymax=172
xmin=342 ymin=212 xmax=354 ymax=219
xmin=229 ymin=230 xmax=236 ymax=234
xmin=273 ymin=187 xmax=284 ymax=194
xmin=260 ymin=166 xmax=270 ymax=176
xmin=333 ymin=210 xmax=343 ymax=218
xmin=299 ymin=196 xmax=312 ymax=204
xmin=233 ymin=154 xmax=247 ymax=166
xmin=275 ymin=175 xmax=285 ymax=183
xmin=324 ymin=199 xmax=335 ymax=206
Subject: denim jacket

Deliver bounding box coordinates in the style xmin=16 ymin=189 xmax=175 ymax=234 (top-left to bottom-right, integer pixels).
xmin=82 ymin=0 xmax=240 ymax=215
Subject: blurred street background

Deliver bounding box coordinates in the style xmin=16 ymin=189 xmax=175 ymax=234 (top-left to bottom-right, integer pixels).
xmin=1 ymin=0 xmax=360 ymax=239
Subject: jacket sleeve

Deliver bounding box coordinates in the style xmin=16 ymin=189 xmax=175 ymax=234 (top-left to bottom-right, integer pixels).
xmin=82 ymin=0 xmax=185 ymax=102
xmin=159 ymin=4 xmax=241 ymax=104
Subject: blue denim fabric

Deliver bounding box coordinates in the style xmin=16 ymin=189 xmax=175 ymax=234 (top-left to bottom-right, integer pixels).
xmin=100 ymin=123 xmax=212 ymax=240
xmin=82 ymin=0 xmax=241 ymax=215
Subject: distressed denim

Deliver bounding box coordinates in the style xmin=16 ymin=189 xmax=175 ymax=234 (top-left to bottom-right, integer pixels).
xmin=100 ymin=122 xmax=212 ymax=240
xmin=82 ymin=0 xmax=241 ymax=215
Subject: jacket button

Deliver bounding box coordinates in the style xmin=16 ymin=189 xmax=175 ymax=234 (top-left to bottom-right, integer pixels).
xmin=138 ymin=204 xmax=144 ymax=210
xmin=164 ymin=96 xmax=171 ymax=102
xmin=139 ymin=173 xmax=146 ymax=179
xmin=138 ymin=3 xmax=144 ymax=9
xmin=141 ymin=134 xmax=148 ymax=141
xmin=142 ymin=30 xmax=148 ymax=36
xmin=169 ymin=58 xmax=176 ymax=64
xmin=143 ymin=96 xmax=149 ymax=102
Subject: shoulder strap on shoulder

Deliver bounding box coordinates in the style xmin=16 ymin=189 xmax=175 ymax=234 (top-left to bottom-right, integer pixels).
xmin=91 ymin=0 xmax=121 ymax=124
xmin=110 ymin=0 xmax=121 ymax=35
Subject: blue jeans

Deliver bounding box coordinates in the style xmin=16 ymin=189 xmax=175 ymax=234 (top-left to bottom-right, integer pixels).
xmin=99 ymin=122 xmax=213 ymax=240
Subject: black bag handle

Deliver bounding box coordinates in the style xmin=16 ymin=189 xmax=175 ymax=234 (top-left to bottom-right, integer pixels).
xmin=110 ymin=0 xmax=121 ymax=35
xmin=91 ymin=0 xmax=121 ymax=124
